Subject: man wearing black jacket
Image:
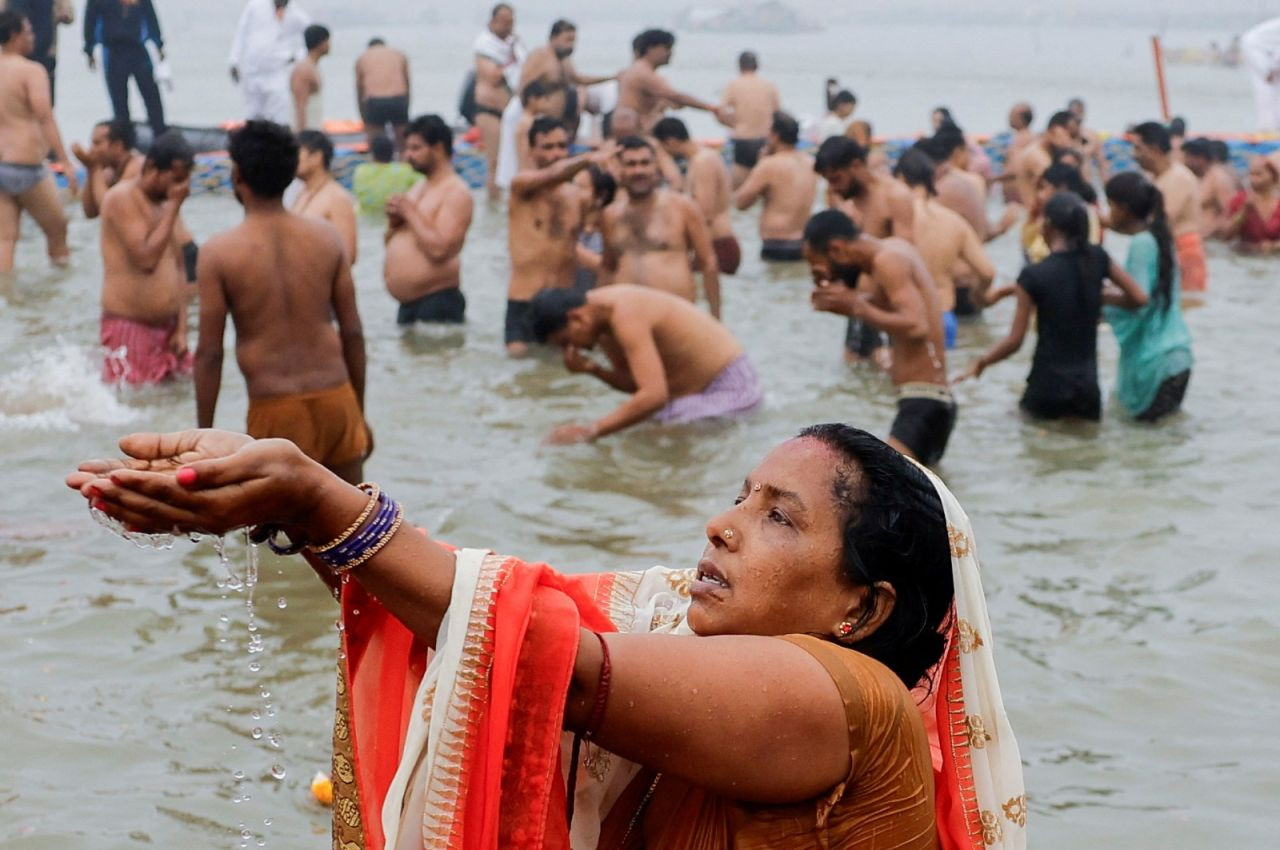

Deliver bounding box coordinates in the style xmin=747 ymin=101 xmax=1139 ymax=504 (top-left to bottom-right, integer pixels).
xmin=83 ymin=0 xmax=166 ymax=136
xmin=9 ymin=0 xmax=73 ymax=104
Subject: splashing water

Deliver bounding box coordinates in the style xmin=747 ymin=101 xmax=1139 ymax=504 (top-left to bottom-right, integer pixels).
xmin=91 ymin=515 xmax=283 ymax=846
xmin=0 ymin=341 xmax=155 ymax=431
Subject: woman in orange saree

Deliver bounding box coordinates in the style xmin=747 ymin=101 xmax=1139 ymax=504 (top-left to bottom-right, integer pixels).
xmin=70 ymin=424 xmax=1025 ymax=850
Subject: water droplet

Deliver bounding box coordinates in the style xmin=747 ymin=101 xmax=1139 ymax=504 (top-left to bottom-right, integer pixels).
xmin=263 ymin=818 xmax=273 ymax=826
xmin=267 ymin=732 xmax=281 ymax=748
xmin=266 ymin=706 xmax=276 ymax=718
xmin=352 ymin=609 xmax=360 ymax=616
xmin=241 ymin=828 xmax=253 ymax=839
xmin=270 ymin=763 xmax=286 ymax=780
xmin=251 ymin=727 xmax=263 ymax=740
xmin=233 ymin=770 xmax=245 ymax=781
xmin=259 ymin=689 xmax=270 ymax=699
xmin=248 ymin=660 xmax=261 ymax=672
xmin=251 ymin=709 xmax=261 ymax=720
xmin=276 ymin=597 xmax=287 ymax=609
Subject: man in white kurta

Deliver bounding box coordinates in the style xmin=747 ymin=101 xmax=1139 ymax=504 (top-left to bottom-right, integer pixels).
xmin=1242 ymin=17 xmax=1280 ymax=131
xmin=228 ymin=0 xmax=311 ymax=125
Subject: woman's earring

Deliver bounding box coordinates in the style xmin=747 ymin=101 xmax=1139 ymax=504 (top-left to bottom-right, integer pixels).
xmin=837 ymin=621 xmax=855 ymax=638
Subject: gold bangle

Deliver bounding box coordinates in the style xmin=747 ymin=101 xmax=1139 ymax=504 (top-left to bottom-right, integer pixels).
xmin=306 ymin=483 xmax=380 ymax=554
xmin=330 ymin=502 xmax=404 ymax=575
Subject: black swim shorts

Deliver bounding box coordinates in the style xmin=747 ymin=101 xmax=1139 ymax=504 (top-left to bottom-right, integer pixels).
xmin=363 ymin=95 xmax=410 ymax=128
xmin=397 ymin=287 xmax=467 ymax=325
xmin=504 ymin=298 xmax=534 ymax=345
xmin=890 ymin=387 xmax=958 ymax=467
xmin=760 ymin=238 xmax=804 ymax=262
xmin=844 ymin=317 xmax=888 ymax=358
xmin=732 ymin=138 xmax=767 ymax=170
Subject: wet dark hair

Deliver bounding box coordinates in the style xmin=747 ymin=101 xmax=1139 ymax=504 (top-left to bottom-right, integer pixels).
xmin=529 ymin=287 xmax=587 ymax=343
xmin=833 ymin=90 xmax=856 ymax=108
xmin=97 ymin=118 xmax=137 ymax=152
xmin=521 ymin=78 xmax=555 ymax=106
xmin=651 ymin=116 xmax=690 ymax=143
xmin=894 ymin=147 xmax=936 ymax=195
xmin=145 ymin=130 xmax=195 ymax=173
xmin=228 ymin=121 xmax=298 ymax=198
xmin=297 ymin=129 xmax=334 ymax=169
xmin=406 ymin=114 xmax=453 ymax=157
xmin=1181 ymin=137 xmax=1212 ymax=162
xmin=1047 ymin=110 xmax=1075 ymax=130
xmin=929 ymin=127 xmax=965 ymax=160
xmin=771 ymin=110 xmax=799 ymax=147
xmin=1041 ymin=161 xmax=1096 ymax=204
xmin=633 ymin=28 xmax=675 ymax=55
xmin=588 ymin=165 xmax=616 ymax=207
xmin=490 ymin=3 xmax=512 ymax=19
xmin=932 ymin=106 xmax=957 ymax=132
xmin=549 ymin=18 xmax=576 ymax=37
xmin=814 ymin=136 xmax=867 ymax=174
xmin=796 ymin=424 xmax=953 ymax=690
xmin=304 ymin=24 xmax=330 ymax=51
xmin=1043 ymin=191 xmax=1096 ymax=309
xmin=618 ymin=135 xmax=655 ymax=156
xmin=1169 ymin=116 xmax=1186 ymax=137
xmin=528 ymin=115 xmax=566 ymax=147
xmin=0 ymin=10 xmax=26 ymax=44
xmin=367 ymin=37 xmax=386 ymax=47
xmin=803 ymin=208 xmax=861 ymax=251
xmin=1106 ymin=172 xmax=1174 ymax=312
xmin=738 ymin=50 xmax=758 ymax=71
xmin=369 ymin=134 xmax=394 ymax=163
xmin=1209 ymin=139 xmax=1230 ymax=164
xmin=1132 ymin=121 xmax=1172 ymax=153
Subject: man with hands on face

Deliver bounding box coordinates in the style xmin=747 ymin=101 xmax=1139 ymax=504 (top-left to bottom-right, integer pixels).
xmin=530 ymin=285 xmax=762 ymax=444
xmin=98 ymin=130 xmax=195 ymax=386
xmin=803 ymin=209 xmax=956 ymax=468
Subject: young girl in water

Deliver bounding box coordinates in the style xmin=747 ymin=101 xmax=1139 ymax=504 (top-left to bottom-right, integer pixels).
xmin=1104 ymin=173 xmax=1195 ymax=421
xmin=961 ymin=192 xmax=1148 ymax=421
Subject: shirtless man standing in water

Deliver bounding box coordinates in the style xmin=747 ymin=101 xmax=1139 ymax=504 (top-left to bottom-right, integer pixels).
xmin=894 ymin=149 xmax=996 ymax=349
xmin=734 ymin=111 xmax=818 ymax=262
xmin=519 ymin=19 xmax=613 ymax=139
xmin=602 ymin=137 xmax=721 ymax=318
xmin=0 ymin=10 xmax=77 ymax=276
xmin=356 ymin=38 xmax=411 ymax=150
xmin=815 ymin=136 xmax=914 ymax=361
xmin=616 ymin=29 xmax=721 ymax=133
xmin=720 ymin=51 xmax=780 ymax=188
xmin=651 ymin=116 xmax=740 ymax=275
xmin=505 ymin=116 xmax=612 ymax=356
xmin=99 ymin=132 xmax=194 ymax=386
xmin=803 ymin=209 xmax=954 ymax=468
xmin=196 ymin=121 xmax=368 ymax=485
xmin=384 ymin=115 xmax=473 ymax=327
xmin=1182 ymin=137 xmax=1240 ymax=237
xmin=1132 ymin=121 xmax=1206 ymax=296
xmin=75 ymin=120 xmax=142 ymax=219
xmin=293 ymin=130 xmax=357 ymax=264
xmin=473 ymin=4 xmax=521 ymax=200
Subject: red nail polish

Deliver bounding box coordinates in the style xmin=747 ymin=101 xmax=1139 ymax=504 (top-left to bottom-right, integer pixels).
xmin=87 ymin=486 xmax=102 ymax=498
xmin=176 ymin=467 xmax=197 ymax=487
xmin=91 ymin=499 xmax=107 ymax=512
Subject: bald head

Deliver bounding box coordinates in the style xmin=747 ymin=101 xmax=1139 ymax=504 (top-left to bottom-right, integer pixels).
xmin=1009 ymin=101 xmax=1033 ymax=131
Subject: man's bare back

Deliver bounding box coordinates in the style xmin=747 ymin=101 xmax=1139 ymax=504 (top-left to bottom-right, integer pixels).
xmin=590 ymin=284 xmax=741 ymax=398
xmin=687 ymin=146 xmax=733 ymax=238
xmin=721 ymin=72 xmax=779 ymax=140
xmin=356 ymin=44 xmax=409 ymax=99
xmin=616 ymin=60 xmax=669 ymax=130
xmin=735 ymin=149 xmax=817 ymax=240
xmin=1011 ymin=142 xmax=1051 ymax=210
xmin=910 ymin=197 xmax=994 ymax=313
xmin=848 ymin=175 xmax=914 ymax=240
xmin=197 ymin=210 xmax=360 ymax=402
xmin=385 ymin=171 xmax=472 ymax=302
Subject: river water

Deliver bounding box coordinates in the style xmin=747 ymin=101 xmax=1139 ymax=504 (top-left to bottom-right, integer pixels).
xmin=3 ymin=5 xmax=1279 ymax=849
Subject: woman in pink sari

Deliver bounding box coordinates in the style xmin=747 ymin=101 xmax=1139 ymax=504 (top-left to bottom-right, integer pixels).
xmin=69 ymin=424 xmax=1025 ymax=850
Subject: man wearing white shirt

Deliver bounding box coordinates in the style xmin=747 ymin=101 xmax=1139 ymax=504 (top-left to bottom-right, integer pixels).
xmin=229 ymin=0 xmax=310 ymax=125
xmin=1243 ymin=18 xmax=1280 ymax=130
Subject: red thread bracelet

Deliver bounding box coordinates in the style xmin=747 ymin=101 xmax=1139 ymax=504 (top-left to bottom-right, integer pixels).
xmin=583 ymin=632 xmax=611 ymax=740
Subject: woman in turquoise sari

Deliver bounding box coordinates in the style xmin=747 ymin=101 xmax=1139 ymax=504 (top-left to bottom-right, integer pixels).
xmin=1103 ymin=173 xmax=1194 ymax=421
